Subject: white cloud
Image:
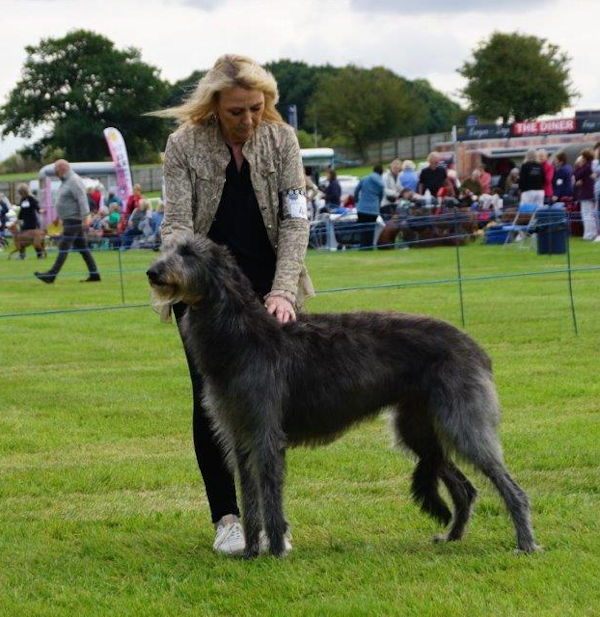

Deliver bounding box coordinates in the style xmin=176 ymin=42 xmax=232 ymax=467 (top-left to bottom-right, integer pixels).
xmin=0 ymin=0 xmax=598 ymax=161
xmin=349 ymin=0 xmax=554 ymax=14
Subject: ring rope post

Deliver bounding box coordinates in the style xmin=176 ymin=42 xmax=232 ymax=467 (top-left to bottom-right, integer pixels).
xmin=565 ymin=220 xmax=578 ymax=335
xmin=454 ymin=210 xmax=466 ymax=328
xmin=117 ymin=247 xmax=126 ymax=304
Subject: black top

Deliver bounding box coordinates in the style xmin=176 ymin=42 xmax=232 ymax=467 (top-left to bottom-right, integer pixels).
xmin=419 ymin=166 xmax=447 ymax=195
xmin=324 ymin=179 xmax=341 ymax=205
xmin=18 ymin=194 xmax=40 ymax=230
xmin=208 ymin=151 xmax=276 ymax=298
xmin=0 ymin=199 xmax=8 ymax=230
xmin=519 ymin=162 xmax=544 ymax=191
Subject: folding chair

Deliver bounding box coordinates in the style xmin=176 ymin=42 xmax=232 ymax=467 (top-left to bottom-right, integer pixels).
xmin=502 ymin=203 xmax=538 ymax=247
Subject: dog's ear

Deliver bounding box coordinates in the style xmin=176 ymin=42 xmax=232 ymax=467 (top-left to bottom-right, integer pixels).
xmin=188 ymin=236 xmax=257 ymax=304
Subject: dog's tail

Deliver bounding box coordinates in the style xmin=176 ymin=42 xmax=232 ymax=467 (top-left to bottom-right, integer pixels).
xmin=393 ymin=405 xmax=452 ymax=526
xmin=411 ymin=456 xmax=452 ymax=526
xmin=429 ymin=366 xmax=503 ymax=465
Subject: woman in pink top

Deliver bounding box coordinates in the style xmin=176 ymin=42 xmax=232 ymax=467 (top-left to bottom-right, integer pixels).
xmin=478 ymin=164 xmax=491 ymax=194
xmin=537 ymin=149 xmax=554 ymax=201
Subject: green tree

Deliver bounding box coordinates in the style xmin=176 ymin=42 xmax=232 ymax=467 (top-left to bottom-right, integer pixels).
xmin=458 ymin=31 xmax=576 ymax=123
xmin=405 ymin=78 xmax=465 ymax=133
xmin=0 ymin=29 xmax=170 ymax=162
xmin=265 ymin=60 xmax=339 ymax=132
xmin=307 ymin=66 xmax=425 ymax=159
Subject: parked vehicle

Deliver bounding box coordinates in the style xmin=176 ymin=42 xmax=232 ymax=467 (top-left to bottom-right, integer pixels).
xmin=36 ymin=161 xmax=121 ymax=224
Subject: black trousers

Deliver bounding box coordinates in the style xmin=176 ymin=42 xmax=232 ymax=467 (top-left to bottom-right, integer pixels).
xmin=173 ymin=301 xmax=240 ymax=523
xmin=357 ymin=212 xmax=378 ymax=249
xmin=48 ymin=219 xmax=99 ymax=277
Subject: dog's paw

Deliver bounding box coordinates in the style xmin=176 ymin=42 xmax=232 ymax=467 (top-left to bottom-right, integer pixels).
xmin=514 ymin=542 xmax=542 ymax=555
xmin=432 ymin=533 xmax=460 ymax=544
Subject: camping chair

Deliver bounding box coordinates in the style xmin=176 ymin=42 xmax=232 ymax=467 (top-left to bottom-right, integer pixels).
xmin=502 ymin=203 xmax=539 ymax=248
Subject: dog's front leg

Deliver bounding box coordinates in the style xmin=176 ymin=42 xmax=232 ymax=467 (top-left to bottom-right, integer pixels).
xmin=235 ymin=446 xmax=262 ymax=559
xmin=257 ymin=432 xmax=287 ymax=557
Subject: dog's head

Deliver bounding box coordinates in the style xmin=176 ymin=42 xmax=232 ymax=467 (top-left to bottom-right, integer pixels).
xmin=146 ymin=234 xmax=237 ymax=307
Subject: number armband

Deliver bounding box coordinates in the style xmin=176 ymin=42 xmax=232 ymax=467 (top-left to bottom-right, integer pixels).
xmin=281 ymin=188 xmax=308 ymax=220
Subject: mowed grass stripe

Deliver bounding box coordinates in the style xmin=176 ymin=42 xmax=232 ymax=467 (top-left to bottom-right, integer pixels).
xmin=1 ymin=239 xmax=599 ymax=616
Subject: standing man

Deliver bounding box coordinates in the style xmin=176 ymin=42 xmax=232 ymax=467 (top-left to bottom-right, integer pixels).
xmin=34 ymin=159 xmax=101 ymax=284
xmin=354 ymin=164 xmax=384 ymax=249
xmin=418 ymin=152 xmax=447 ymax=197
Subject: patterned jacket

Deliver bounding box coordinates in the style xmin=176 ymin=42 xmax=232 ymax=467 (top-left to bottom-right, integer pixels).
xmin=161 ymin=117 xmax=314 ymax=308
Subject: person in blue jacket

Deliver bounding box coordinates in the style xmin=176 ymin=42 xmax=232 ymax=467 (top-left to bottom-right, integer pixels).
xmin=354 ymin=164 xmax=384 ymax=249
xmin=552 ymin=151 xmax=573 ymax=200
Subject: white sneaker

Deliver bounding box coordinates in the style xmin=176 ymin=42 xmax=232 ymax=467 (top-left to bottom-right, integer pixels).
xmin=258 ymin=528 xmax=293 ymax=556
xmin=213 ymin=515 xmax=246 ymax=557
xmin=593 ymin=235 xmax=600 ymax=242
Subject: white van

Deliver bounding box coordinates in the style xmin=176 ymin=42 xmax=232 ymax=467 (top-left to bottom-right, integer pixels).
xmin=36 ymin=161 xmax=121 ymax=224
xmin=300 ymin=147 xmax=335 ymax=172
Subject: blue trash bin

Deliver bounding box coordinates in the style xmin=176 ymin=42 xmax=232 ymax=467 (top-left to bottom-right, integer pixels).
xmin=536 ymin=204 xmax=567 ymax=255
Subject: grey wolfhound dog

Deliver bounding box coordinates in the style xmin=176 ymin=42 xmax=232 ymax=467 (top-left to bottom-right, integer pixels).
xmin=147 ymin=235 xmax=538 ymax=558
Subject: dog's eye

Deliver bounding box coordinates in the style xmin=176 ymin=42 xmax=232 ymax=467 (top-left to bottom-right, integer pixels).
xmin=179 ymin=245 xmax=194 ymax=258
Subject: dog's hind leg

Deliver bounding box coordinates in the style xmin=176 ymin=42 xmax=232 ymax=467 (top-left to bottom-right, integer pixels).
xmin=393 ymin=405 xmax=452 ymax=527
xmin=434 ymin=460 xmax=478 ymax=543
xmin=235 ymin=447 xmax=262 ymax=559
xmin=475 ymin=453 xmax=537 ymax=553
xmin=435 ymin=374 xmax=537 ymax=552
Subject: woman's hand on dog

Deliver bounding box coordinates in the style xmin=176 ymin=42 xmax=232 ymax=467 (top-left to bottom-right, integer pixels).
xmin=265 ymin=295 xmax=296 ymax=324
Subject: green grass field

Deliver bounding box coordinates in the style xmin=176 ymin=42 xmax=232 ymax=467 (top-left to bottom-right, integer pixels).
xmin=1 ymin=239 xmax=599 ymax=616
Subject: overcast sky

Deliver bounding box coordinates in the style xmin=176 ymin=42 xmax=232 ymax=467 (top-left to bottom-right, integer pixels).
xmin=0 ymin=0 xmax=597 ymax=160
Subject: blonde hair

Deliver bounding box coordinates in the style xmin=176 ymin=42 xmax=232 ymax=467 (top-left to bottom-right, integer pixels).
xmin=17 ymin=183 xmax=30 ymax=196
xmin=524 ymin=149 xmax=538 ymax=163
xmin=153 ymin=54 xmax=283 ymax=125
xmin=402 ymin=160 xmax=415 ymax=171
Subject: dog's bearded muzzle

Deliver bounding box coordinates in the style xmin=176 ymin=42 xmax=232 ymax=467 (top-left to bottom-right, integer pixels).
xmin=146 ymin=264 xmax=180 ymax=300
xmin=146 ymin=260 xmax=203 ymax=307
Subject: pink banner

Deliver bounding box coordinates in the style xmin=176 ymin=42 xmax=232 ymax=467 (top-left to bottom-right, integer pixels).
xmin=103 ymin=127 xmax=133 ymax=209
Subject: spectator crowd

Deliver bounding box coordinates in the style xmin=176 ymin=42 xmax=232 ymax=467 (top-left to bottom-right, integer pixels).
xmin=1 ymin=179 xmax=164 ymax=258
xmin=304 ymin=143 xmax=600 ymax=249
xmin=3 ymin=144 xmax=600 ymax=258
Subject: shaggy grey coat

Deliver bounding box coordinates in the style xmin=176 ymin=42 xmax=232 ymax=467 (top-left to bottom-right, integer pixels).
xmin=147 ymin=235 xmax=538 ymax=558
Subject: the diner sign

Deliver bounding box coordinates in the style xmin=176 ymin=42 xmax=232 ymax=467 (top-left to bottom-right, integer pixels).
xmin=512 ymin=118 xmax=576 ymax=136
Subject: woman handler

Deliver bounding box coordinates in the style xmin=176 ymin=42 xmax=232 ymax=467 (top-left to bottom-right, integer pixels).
xmin=154 ymin=54 xmax=313 ymax=555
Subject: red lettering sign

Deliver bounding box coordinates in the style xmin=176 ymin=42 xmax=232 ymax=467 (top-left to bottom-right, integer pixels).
xmin=513 ymin=118 xmax=576 ymax=136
